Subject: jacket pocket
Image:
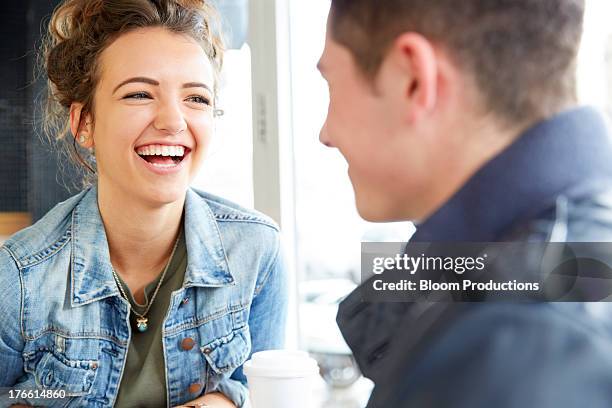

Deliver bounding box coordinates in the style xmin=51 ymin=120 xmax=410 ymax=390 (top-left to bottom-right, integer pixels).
xmin=201 ymin=325 xmax=251 ymax=374
xmin=25 ymin=350 xmax=98 ymax=397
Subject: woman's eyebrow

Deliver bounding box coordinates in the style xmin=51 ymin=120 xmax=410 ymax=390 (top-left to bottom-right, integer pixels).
xmin=112 ymin=76 xmax=212 ymax=94
xmin=182 ymin=82 xmax=212 ymax=92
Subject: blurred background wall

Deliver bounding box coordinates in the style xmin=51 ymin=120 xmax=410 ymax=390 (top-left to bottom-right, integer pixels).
xmin=0 ymin=1 xmax=62 ymax=235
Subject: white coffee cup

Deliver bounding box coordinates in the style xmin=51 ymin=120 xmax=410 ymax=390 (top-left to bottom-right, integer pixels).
xmin=243 ymin=350 xmax=319 ymax=408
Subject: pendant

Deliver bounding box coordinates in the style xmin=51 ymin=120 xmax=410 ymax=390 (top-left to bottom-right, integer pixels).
xmin=136 ymin=317 xmax=149 ymax=332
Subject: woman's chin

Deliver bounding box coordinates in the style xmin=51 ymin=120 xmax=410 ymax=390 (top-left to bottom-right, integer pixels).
xmin=140 ymin=184 xmax=189 ymax=207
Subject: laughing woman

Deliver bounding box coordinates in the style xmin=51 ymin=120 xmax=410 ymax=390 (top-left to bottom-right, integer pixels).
xmin=0 ymin=1 xmax=287 ymax=407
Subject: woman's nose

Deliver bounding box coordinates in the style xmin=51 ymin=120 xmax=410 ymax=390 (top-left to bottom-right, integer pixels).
xmin=154 ymin=101 xmax=187 ymax=135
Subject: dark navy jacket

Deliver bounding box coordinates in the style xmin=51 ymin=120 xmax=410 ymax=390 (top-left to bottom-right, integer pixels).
xmin=337 ymin=107 xmax=612 ymax=408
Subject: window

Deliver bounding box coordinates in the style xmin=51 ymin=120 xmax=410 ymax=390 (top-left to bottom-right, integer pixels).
xmin=191 ymin=46 xmax=254 ymax=208
xmin=578 ymin=1 xmax=612 ymax=117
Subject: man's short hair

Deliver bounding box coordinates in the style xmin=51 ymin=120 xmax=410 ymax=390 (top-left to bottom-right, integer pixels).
xmin=329 ymin=0 xmax=586 ymax=126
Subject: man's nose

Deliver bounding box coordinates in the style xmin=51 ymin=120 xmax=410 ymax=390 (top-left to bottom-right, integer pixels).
xmin=154 ymin=101 xmax=187 ymax=135
xmin=319 ymin=120 xmax=333 ymax=148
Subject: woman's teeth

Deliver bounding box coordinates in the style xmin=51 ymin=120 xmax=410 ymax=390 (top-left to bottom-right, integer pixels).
xmin=136 ymin=145 xmax=185 ymax=157
xmin=136 ymin=144 xmax=187 ymax=167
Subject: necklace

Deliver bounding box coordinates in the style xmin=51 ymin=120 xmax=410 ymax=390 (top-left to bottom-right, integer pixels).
xmin=111 ymin=232 xmax=181 ymax=333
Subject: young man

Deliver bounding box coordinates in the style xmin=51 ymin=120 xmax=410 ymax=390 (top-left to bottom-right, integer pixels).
xmin=318 ymin=0 xmax=612 ymax=406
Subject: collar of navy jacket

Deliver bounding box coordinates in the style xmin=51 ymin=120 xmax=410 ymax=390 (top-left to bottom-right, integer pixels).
xmin=411 ymin=106 xmax=612 ymax=242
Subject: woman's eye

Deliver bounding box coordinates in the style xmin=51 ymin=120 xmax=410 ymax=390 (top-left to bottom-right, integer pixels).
xmin=124 ymin=92 xmax=151 ymax=100
xmin=186 ymin=95 xmax=211 ymax=105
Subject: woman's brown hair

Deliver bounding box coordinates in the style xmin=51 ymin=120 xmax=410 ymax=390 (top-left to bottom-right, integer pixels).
xmin=39 ymin=0 xmax=225 ymax=186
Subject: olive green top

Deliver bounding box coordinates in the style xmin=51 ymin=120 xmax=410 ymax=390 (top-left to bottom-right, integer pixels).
xmin=114 ymin=231 xmax=187 ymax=408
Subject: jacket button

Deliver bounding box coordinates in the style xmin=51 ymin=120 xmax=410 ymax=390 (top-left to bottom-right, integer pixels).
xmin=181 ymin=337 xmax=196 ymax=351
xmin=188 ymin=382 xmax=201 ymax=394
xmin=181 ymin=297 xmax=190 ymax=305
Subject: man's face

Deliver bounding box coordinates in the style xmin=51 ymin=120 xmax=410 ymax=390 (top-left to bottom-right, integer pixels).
xmin=318 ymin=15 xmax=525 ymax=224
xmin=318 ymin=26 xmax=433 ymax=222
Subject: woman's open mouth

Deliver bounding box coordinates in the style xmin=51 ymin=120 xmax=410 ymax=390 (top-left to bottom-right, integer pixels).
xmin=135 ymin=144 xmax=191 ymax=172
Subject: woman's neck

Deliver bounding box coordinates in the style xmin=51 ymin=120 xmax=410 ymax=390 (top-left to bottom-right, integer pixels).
xmin=97 ymin=182 xmax=185 ymax=282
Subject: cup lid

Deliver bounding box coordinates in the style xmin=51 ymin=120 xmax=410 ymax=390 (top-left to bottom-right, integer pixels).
xmin=243 ymin=350 xmax=319 ymax=378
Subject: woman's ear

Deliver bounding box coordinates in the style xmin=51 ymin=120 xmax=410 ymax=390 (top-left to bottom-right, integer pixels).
xmin=69 ymin=102 xmax=94 ymax=148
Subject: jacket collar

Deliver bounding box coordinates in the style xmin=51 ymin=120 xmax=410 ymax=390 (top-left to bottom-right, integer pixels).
xmin=412 ymin=106 xmax=612 ymax=242
xmin=71 ymin=185 xmax=234 ymax=307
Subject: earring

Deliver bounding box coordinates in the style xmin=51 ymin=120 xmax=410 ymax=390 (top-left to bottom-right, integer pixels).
xmin=79 ymin=134 xmax=87 ymax=143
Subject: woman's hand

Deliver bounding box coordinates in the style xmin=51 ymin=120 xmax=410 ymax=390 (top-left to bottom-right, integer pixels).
xmin=173 ymin=391 xmax=237 ymax=408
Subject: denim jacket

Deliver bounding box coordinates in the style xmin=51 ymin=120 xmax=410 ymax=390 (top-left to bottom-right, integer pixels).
xmin=0 ymin=185 xmax=288 ymax=407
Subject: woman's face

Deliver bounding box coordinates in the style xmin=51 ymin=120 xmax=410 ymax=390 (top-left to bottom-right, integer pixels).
xmin=83 ymin=26 xmax=216 ymax=207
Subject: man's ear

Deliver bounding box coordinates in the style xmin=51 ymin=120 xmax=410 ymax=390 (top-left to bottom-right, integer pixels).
xmin=385 ymin=32 xmax=438 ymax=123
xmin=69 ymin=103 xmax=94 ymax=148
